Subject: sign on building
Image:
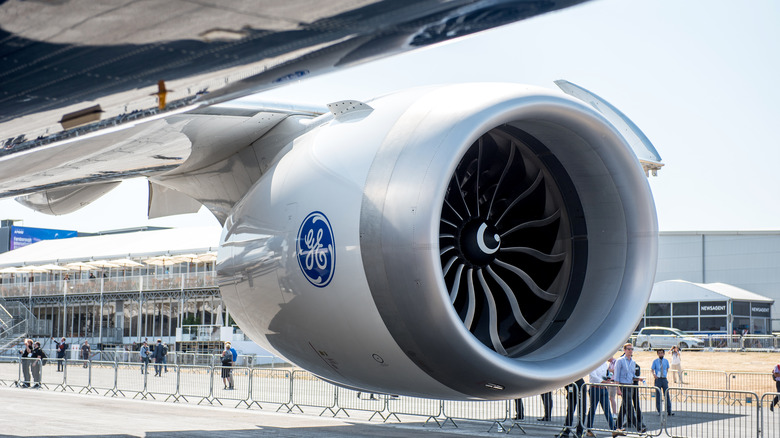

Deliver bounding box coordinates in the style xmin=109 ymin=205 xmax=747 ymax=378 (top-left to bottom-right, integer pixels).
xmin=10 ymin=226 xmax=77 ymax=250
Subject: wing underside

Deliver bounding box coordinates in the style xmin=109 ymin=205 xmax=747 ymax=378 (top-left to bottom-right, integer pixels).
xmin=0 ymin=0 xmax=590 ymax=219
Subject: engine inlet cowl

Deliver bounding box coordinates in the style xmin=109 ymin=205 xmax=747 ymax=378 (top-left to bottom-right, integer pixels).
xmin=360 ymin=83 xmax=656 ymax=399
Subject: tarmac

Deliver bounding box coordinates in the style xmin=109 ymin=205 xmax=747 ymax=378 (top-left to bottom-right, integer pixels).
xmin=0 ymin=386 xmax=563 ymax=438
xmin=1 ymin=382 xmax=767 ymax=437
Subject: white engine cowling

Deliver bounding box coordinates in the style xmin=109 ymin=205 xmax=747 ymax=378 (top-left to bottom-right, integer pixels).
xmin=217 ymin=83 xmax=657 ymax=400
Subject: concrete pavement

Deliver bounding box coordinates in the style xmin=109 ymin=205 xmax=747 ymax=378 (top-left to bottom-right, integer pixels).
xmin=0 ymin=386 xmax=549 ymax=437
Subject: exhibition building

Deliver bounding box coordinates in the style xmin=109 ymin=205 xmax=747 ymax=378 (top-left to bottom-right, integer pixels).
xmin=0 ymin=224 xmax=779 ymax=357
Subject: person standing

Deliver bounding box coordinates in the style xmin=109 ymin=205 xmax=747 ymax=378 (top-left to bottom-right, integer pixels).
xmin=152 ymin=339 xmax=165 ymax=376
xmin=615 ymin=343 xmax=645 ymax=433
xmin=228 ymin=342 xmax=237 ymax=364
xmin=651 ymin=349 xmax=673 ymax=416
xmin=55 ymin=337 xmax=68 ymax=372
xmin=559 ymin=378 xmax=585 ymax=438
xmin=30 ymin=341 xmax=47 ymax=389
xmin=770 ymin=362 xmax=780 ymax=411
xmin=221 ymin=342 xmax=235 ymax=390
xmin=139 ymin=341 xmax=151 ymax=374
xmin=585 ymin=358 xmax=622 ymax=436
xmin=669 ymin=346 xmax=684 ymax=384
xmin=538 ymin=391 xmax=553 ymax=421
xmin=608 ymin=356 xmax=619 ymax=425
xmin=161 ymin=343 xmax=169 ymax=373
xmin=18 ymin=338 xmax=33 ymax=388
xmin=513 ymin=398 xmax=524 ymax=420
xmin=80 ymin=340 xmax=91 ymax=367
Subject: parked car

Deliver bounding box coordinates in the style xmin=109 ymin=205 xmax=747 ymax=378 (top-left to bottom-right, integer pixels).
xmin=635 ymin=326 xmax=704 ymax=350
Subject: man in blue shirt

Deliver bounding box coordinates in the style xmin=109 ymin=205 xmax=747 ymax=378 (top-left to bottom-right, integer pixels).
xmin=651 ymin=348 xmax=673 ymax=416
xmin=614 ymin=343 xmax=644 ymax=433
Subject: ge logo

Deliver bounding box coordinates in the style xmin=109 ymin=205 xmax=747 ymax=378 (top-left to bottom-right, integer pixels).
xmin=296 ymin=211 xmax=335 ymax=287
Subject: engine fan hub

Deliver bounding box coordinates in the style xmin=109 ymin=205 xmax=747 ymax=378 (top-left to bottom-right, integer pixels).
xmin=459 ymin=219 xmax=501 ymax=266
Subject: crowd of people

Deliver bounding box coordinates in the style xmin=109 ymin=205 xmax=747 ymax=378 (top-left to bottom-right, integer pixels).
xmin=16 ymin=337 xmax=234 ymax=389
xmin=17 ymin=337 xmax=95 ymax=388
xmin=136 ymin=338 xmax=170 ymax=375
xmin=514 ymin=344 xmax=692 ymax=437
xmin=17 ymin=338 xmax=46 ymax=388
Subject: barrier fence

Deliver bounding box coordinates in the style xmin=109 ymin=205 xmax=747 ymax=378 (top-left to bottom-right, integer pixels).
xmin=761 ymin=393 xmax=780 ymax=438
xmin=729 ymin=372 xmax=777 ymax=396
xmin=3 ymin=356 xmax=778 ymax=437
xmin=334 ymin=387 xmax=388 ymax=420
xmin=0 ymin=356 xmax=18 ymax=386
xmin=290 ymin=369 xmax=337 ymax=415
xmin=665 ymin=388 xmax=759 ymax=438
xmin=250 ymin=368 xmax=291 ymax=409
xmin=633 ymin=335 xmax=780 ymax=352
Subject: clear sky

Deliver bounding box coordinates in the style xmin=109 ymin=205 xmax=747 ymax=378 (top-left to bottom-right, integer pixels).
xmin=2 ymin=0 xmax=779 ymax=233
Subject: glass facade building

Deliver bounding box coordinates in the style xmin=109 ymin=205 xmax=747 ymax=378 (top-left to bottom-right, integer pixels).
xmin=639 ymin=280 xmax=774 ymax=335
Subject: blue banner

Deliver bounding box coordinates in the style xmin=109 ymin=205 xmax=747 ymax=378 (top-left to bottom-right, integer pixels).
xmin=10 ymin=226 xmax=77 ymax=250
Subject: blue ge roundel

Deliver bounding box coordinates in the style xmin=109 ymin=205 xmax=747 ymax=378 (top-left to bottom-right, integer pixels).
xmin=296 ymin=211 xmax=335 ymax=287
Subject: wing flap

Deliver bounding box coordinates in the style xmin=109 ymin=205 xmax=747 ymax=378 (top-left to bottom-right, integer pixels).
xmin=147 ymin=182 xmax=203 ymax=219
xmin=14 ymin=181 xmax=122 ymax=216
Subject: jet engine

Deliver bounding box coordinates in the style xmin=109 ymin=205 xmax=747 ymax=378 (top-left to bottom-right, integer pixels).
xmin=216 ymin=83 xmax=657 ymax=400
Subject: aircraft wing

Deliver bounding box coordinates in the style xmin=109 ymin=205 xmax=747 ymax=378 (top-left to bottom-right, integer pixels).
xmin=0 ymin=0 xmax=590 ymax=217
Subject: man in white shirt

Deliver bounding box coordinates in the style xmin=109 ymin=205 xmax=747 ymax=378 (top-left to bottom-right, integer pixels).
xmin=585 ymin=357 xmax=624 ymax=437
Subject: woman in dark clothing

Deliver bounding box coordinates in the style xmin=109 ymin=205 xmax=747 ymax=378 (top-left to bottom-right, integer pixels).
xmin=30 ymin=341 xmax=47 ymax=388
xmin=18 ymin=338 xmax=33 ymax=388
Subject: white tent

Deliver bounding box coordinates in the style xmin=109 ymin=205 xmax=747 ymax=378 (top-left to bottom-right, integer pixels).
xmin=652 ymin=280 xmax=774 ymax=303
xmin=0 ymin=227 xmax=221 ymax=267
xmin=647 ymin=280 xmax=774 ymax=334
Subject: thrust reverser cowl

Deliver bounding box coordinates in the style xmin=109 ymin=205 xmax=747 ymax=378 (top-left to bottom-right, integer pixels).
xmin=217 ymin=83 xmax=658 ymax=400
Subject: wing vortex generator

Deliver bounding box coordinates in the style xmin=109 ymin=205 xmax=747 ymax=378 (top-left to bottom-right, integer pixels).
xmin=216 ymin=83 xmax=658 ymax=400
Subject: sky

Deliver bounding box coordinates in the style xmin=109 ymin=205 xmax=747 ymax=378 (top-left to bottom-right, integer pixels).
xmin=2 ymin=0 xmax=779 ymax=233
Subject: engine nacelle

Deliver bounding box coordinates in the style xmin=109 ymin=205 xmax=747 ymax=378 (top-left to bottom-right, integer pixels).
xmin=217 ymin=83 xmax=657 ymax=399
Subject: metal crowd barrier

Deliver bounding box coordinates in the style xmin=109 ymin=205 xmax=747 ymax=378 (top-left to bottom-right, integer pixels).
xmin=507 ymin=387 xmax=579 ymax=431
xmin=334 ymin=387 xmax=387 ymax=420
xmin=703 ymin=335 xmax=739 ymax=350
xmin=212 ymin=365 xmax=251 ymax=408
xmin=665 ymin=387 xmax=759 ymax=438
xmin=289 ymin=370 xmax=337 ymax=415
xmin=18 ymin=357 xmax=52 ymax=390
xmin=0 ymin=356 xmax=19 ymax=386
xmin=386 ymin=394 xmax=441 ymax=425
xmin=145 ymin=363 xmax=178 ymax=401
xmin=177 ymin=364 xmax=212 ymax=404
xmin=250 ymin=368 xmax=292 ymax=410
xmin=442 ymin=399 xmax=508 ymax=432
xmin=580 ymin=383 xmax=618 ymax=436
xmin=3 ymin=355 xmax=778 ymax=438
xmin=89 ymin=361 xmax=117 ymax=396
xmin=63 ymin=359 xmax=91 ymax=393
xmin=675 ymin=370 xmax=729 ymax=391
xmin=581 ymin=383 xmax=663 ymax=437
xmin=761 ymin=392 xmax=780 ymax=438
xmin=729 ymin=372 xmax=776 ymax=398
xmin=741 ymin=336 xmax=775 ymax=351
xmin=115 ymin=361 xmax=146 ymax=399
